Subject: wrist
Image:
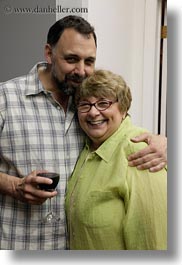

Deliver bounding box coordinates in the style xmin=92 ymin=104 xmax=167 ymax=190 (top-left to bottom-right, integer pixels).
xmin=0 ymin=172 xmax=22 ymax=200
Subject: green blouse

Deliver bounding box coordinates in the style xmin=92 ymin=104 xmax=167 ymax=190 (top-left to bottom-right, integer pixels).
xmin=65 ymin=116 xmax=167 ymax=250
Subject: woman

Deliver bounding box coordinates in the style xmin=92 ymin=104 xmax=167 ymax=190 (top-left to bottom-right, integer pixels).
xmin=65 ymin=70 xmax=167 ymax=250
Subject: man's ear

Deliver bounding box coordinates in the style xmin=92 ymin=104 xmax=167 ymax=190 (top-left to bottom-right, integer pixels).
xmin=44 ymin=44 xmax=53 ymax=64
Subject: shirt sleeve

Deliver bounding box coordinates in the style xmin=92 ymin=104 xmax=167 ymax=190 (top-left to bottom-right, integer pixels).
xmin=122 ymin=165 xmax=167 ymax=250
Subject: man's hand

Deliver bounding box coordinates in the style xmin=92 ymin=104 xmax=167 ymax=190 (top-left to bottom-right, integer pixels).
xmin=128 ymin=133 xmax=167 ymax=172
xmin=15 ymin=170 xmax=57 ymax=205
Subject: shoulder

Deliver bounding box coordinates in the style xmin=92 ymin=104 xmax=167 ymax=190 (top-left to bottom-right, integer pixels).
xmin=120 ymin=117 xmax=149 ymax=156
xmin=0 ymin=62 xmax=39 ymax=93
xmin=0 ymin=75 xmax=27 ymax=90
xmin=0 ymin=75 xmax=27 ymax=113
xmin=126 ymin=137 xmax=148 ymax=157
xmin=0 ymin=76 xmax=28 ymax=105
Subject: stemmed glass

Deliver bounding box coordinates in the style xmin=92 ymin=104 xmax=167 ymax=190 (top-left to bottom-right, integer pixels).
xmin=37 ymin=171 xmax=60 ymax=224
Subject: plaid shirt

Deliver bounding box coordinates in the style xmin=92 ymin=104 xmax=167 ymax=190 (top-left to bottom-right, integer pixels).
xmin=0 ymin=62 xmax=84 ymax=250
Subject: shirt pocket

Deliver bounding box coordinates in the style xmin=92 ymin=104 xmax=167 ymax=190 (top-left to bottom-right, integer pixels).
xmin=80 ymin=190 xmax=118 ymax=228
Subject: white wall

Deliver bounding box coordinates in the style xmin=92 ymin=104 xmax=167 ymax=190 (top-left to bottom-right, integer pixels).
xmin=88 ymin=0 xmax=162 ymax=133
xmin=0 ymin=0 xmax=164 ymax=133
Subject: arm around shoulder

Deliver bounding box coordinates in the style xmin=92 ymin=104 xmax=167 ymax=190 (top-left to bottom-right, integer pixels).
xmin=128 ymin=132 xmax=167 ymax=172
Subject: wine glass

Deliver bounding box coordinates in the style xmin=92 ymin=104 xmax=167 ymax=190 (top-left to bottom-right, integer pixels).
xmin=37 ymin=172 xmax=60 ymax=224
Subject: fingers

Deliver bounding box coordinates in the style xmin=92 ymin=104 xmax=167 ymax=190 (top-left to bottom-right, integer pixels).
xmin=128 ymin=153 xmax=166 ymax=171
xmin=130 ymin=132 xmax=151 ymax=144
xmin=129 ymin=133 xmax=167 ymax=172
xmin=17 ymin=171 xmax=58 ymax=205
xmin=128 ymin=145 xmax=157 ymax=162
xmin=128 ymin=147 xmax=166 ymax=168
xmin=25 ymin=170 xmax=51 ymax=185
xmin=23 ymin=189 xmax=58 ymax=205
xmin=149 ymin=162 xmax=167 ymax=172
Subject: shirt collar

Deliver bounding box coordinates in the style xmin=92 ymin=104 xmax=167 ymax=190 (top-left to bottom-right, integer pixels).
xmin=24 ymin=62 xmax=76 ymax=116
xmin=25 ymin=62 xmax=48 ymax=96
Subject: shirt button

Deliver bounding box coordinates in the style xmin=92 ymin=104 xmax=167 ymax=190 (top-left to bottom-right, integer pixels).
xmin=88 ymin=154 xmax=95 ymax=159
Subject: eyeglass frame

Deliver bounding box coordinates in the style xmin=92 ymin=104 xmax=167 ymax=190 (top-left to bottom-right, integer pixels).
xmin=77 ymin=99 xmax=118 ymax=113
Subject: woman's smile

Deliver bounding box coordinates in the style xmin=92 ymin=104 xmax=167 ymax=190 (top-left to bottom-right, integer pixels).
xmin=78 ymin=97 xmax=125 ymax=149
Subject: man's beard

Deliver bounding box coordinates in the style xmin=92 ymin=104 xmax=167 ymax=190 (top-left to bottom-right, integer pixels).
xmin=53 ymin=73 xmax=86 ymax=96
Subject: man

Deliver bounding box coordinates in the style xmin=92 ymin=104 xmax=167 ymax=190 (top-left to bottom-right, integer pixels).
xmin=0 ymin=15 xmax=167 ymax=250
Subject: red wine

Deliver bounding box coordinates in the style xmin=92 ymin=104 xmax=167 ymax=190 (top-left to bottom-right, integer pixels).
xmin=37 ymin=172 xmax=60 ymax=191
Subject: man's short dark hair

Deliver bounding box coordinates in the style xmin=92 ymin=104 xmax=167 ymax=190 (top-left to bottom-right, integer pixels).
xmin=47 ymin=15 xmax=97 ymax=47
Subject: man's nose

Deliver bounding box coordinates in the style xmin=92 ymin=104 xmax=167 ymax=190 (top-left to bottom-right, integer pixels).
xmin=74 ymin=61 xmax=86 ymax=77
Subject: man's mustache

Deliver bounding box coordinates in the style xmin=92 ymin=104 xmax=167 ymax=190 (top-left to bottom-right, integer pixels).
xmin=65 ymin=74 xmax=86 ymax=83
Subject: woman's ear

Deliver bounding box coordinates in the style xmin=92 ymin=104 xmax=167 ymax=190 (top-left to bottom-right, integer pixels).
xmin=44 ymin=44 xmax=53 ymax=64
xmin=122 ymin=112 xmax=127 ymax=120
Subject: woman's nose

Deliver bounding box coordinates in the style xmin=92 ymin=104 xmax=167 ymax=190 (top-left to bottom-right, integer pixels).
xmin=88 ymin=104 xmax=101 ymax=116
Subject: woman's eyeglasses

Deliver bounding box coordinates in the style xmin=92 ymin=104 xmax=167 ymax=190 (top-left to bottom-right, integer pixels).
xmin=77 ymin=99 xmax=117 ymax=113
